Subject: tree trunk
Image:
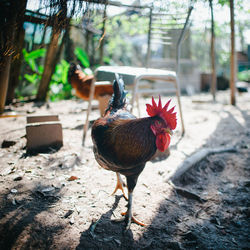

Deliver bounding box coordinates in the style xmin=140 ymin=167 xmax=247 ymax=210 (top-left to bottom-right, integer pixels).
xmin=230 ymin=0 xmax=236 ymax=105
xmin=36 ymin=27 xmax=61 ymax=101
xmin=209 ymin=0 xmax=217 ymax=102
xmin=6 ymin=26 xmax=25 ymax=104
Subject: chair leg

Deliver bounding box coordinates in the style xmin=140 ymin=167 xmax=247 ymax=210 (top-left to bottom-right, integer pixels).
xmin=82 ymin=79 xmax=96 ymax=146
xmin=136 ymin=94 xmax=141 ymax=117
xmin=130 ymin=76 xmax=141 ymax=113
xmin=175 ymin=78 xmax=185 ymax=136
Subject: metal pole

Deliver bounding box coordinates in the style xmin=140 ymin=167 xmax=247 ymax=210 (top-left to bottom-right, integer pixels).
xmin=176 ymin=6 xmax=193 ymax=75
xmin=209 ymin=0 xmax=217 ymax=102
xmin=230 ymin=0 xmax=236 ymax=106
xmin=146 ymin=7 xmax=153 ymax=68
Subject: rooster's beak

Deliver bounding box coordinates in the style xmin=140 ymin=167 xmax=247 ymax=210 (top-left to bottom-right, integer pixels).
xmin=164 ymin=128 xmax=173 ymax=136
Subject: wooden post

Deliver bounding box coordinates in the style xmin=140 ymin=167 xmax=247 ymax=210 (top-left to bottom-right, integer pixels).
xmin=146 ymin=7 xmax=153 ymax=68
xmin=230 ymin=0 xmax=236 ymax=105
xmin=31 ymin=23 xmax=38 ymax=50
xmin=0 ymin=56 xmax=12 ymax=114
xmin=36 ymin=0 xmax=69 ymax=102
xmin=0 ymin=0 xmax=27 ymax=113
xmin=36 ymin=26 xmax=61 ymax=101
xmin=40 ymin=25 xmax=47 ymax=47
xmin=6 ymin=26 xmax=25 ymax=104
xmin=64 ymin=25 xmax=75 ymax=62
xmin=209 ymin=0 xmax=217 ymax=102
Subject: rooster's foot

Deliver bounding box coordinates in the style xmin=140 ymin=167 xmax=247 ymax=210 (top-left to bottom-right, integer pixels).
xmin=121 ymin=211 xmax=146 ymax=229
xmin=112 ymin=212 xmax=145 ymax=230
xmin=111 ymin=173 xmax=128 ymax=200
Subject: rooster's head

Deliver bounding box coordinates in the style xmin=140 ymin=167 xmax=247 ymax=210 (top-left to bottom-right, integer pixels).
xmin=146 ymin=96 xmax=177 ymax=152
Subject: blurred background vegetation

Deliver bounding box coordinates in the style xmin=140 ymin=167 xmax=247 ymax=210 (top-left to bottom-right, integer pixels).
xmin=1 ymin=0 xmax=249 ymax=107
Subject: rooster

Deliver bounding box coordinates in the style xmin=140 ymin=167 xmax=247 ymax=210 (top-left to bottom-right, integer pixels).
xmin=91 ymin=74 xmax=177 ymax=230
xmin=67 ymin=63 xmax=113 ymax=100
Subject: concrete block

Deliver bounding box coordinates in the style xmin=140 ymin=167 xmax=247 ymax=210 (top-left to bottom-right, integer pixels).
xmin=26 ymin=115 xmax=63 ymax=153
xmin=97 ymin=95 xmax=111 ymax=116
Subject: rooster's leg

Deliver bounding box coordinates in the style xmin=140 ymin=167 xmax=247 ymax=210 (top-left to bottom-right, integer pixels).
xmin=121 ymin=190 xmax=146 ymax=230
xmin=122 ymin=174 xmax=146 ymax=230
xmin=111 ymin=173 xmax=128 ymax=200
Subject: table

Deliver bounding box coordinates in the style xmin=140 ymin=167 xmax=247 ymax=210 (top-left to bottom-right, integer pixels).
xmin=82 ymin=66 xmax=185 ymax=145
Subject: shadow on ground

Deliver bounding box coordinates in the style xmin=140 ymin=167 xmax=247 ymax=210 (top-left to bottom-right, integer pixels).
xmin=76 ymin=105 xmax=250 ymax=249
xmin=0 ymin=100 xmax=249 ymax=249
xmin=0 ymin=182 xmax=63 ymax=249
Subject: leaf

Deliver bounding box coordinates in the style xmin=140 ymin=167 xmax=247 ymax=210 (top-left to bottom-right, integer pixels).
xmin=38 ymin=65 xmax=44 ymax=74
xmin=61 ymin=59 xmax=70 ymax=84
xmin=68 ymin=176 xmax=79 ymax=181
xmin=74 ymin=47 xmax=90 ymax=68
xmin=22 ymin=48 xmax=46 ymax=72
xmin=22 ymin=48 xmax=28 ymax=60
xmin=28 ymin=48 xmax=46 ymax=60
xmin=24 ymin=73 xmax=38 ymax=83
xmin=27 ymin=59 xmax=37 ymax=71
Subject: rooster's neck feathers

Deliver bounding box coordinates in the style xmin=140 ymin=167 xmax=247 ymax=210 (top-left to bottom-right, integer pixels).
xmin=146 ymin=96 xmax=177 ymax=130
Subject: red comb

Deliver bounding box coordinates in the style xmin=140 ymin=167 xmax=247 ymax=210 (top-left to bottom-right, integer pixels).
xmin=146 ymin=96 xmax=177 ymax=130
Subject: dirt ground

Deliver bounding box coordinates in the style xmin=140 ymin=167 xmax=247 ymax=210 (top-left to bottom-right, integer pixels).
xmin=0 ymin=91 xmax=249 ymax=250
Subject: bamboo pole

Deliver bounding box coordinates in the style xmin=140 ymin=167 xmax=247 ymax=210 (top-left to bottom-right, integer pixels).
xmin=209 ymin=0 xmax=217 ymax=102
xmin=230 ymin=0 xmax=236 ymax=106
xmin=99 ymin=4 xmax=107 ymax=65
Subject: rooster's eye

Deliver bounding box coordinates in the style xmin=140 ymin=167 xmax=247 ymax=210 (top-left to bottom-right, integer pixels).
xmin=156 ymin=121 xmax=161 ymax=126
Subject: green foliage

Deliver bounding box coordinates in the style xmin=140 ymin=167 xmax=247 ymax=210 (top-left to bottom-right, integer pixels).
xmin=20 ymin=48 xmax=45 ymax=96
xmin=74 ymin=47 xmax=90 ymax=68
xmin=238 ymin=70 xmax=250 ymax=82
xmin=92 ymin=13 xmax=149 ymax=65
xmin=73 ymin=47 xmax=93 ymax=74
xmin=24 ymin=73 xmax=40 ymax=84
xmin=21 ymin=48 xmax=73 ymax=101
xmin=23 ymin=48 xmax=46 ymax=72
xmin=21 ymin=46 xmax=95 ymax=101
xmin=49 ymin=59 xmax=72 ymax=101
xmin=218 ymin=0 xmax=245 ymax=9
xmin=218 ymin=0 xmax=229 ymax=6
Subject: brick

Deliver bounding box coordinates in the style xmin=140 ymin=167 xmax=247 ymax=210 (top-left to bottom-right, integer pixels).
xmin=26 ymin=115 xmax=59 ymax=123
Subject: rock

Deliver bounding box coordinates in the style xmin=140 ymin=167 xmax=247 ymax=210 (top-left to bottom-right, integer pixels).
xmin=1 ymin=140 xmax=16 ymax=148
xmin=14 ymin=176 xmax=23 ymax=181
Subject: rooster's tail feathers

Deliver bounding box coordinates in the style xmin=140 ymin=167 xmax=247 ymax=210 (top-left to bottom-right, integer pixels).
xmin=109 ymin=73 xmax=127 ymax=110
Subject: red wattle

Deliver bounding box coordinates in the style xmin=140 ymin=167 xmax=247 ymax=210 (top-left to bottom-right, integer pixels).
xmin=156 ymin=133 xmax=170 ymax=152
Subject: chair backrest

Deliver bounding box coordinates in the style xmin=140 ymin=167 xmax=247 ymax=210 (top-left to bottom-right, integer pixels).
xmin=146 ymin=5 xmax=193 ymax=74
